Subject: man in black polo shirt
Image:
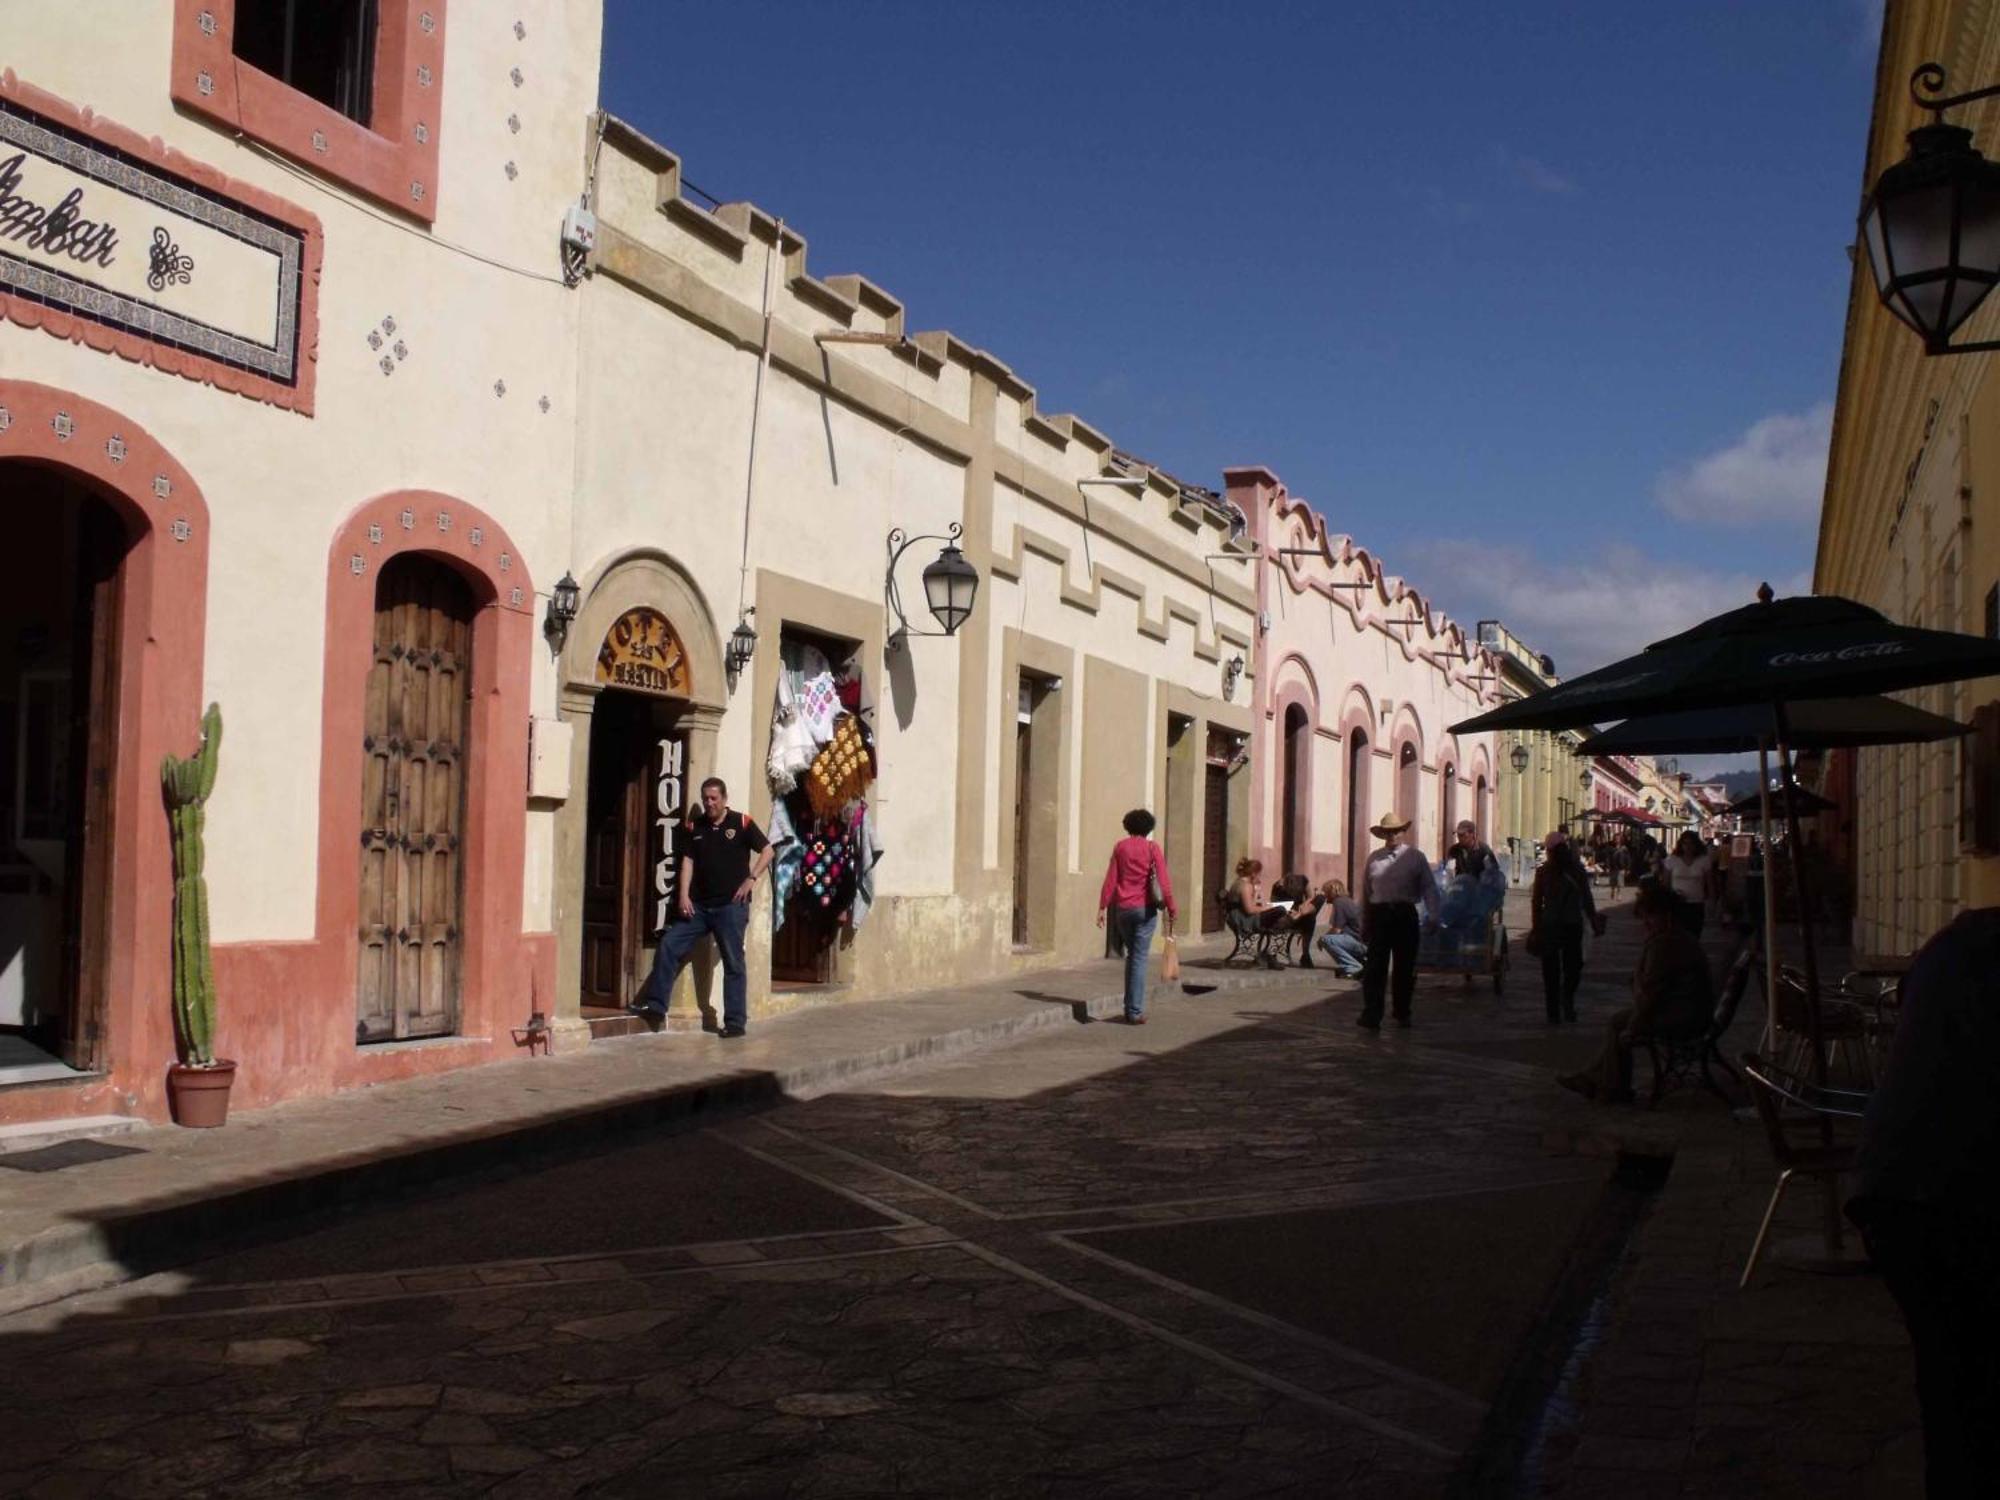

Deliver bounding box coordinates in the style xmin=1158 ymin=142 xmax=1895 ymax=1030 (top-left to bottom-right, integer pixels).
xmin=630 ymin=776 xmax=772 ymax=1037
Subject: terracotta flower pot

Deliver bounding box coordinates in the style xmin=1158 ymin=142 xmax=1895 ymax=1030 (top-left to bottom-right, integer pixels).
xmin=167 ymin=1060 xmax=238 ymax=1128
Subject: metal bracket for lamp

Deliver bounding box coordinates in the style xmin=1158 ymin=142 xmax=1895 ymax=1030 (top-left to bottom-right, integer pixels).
xmin=885 ymin=521 xmax=980 ymax=651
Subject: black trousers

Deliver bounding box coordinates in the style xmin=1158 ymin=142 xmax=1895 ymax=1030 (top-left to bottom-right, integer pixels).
xmin=1360 ymin=902 xmax=1419 ymax=1022
xmin=1672 ymin=897 xmax=1705 ymax=938
xmin=1855 ymin=1203 xmax=2000 ymax=1497
xmin=1539 ymin=925 xmax=1584 ymax=1020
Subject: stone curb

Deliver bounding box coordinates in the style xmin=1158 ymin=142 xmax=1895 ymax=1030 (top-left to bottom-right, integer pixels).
xmin=0 ymin=965 xmax=1299 ymax=1313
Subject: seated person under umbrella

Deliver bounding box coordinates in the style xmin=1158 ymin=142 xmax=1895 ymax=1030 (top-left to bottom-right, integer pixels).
xmin=1557 ymin=883 xmax=1714 ymax=1105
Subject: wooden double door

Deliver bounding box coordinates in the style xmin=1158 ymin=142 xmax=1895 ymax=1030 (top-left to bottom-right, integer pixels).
xmin=357 ymin=557 xmax=473 ymax=1043
xmin=580 ymin=692 xmax=687 ymax=1008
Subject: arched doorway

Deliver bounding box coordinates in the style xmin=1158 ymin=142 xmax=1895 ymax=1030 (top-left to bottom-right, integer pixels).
xmin=0 ymin=462 xmax=132 ymax=1076
xmin=1280 ymin=703 xmax=1308 ymax=876
xmin=357 ymin=554 xmax=476 ymax=1043
xmin=1344 ymin=728 xmax=1369 ymax=891
xmin=1397 ymin=742 xmax=1420 ymax=829
xmin=580 ymin=607 xmax=692 ymax=1016
xmin=1475 ymin=773 xmax=1489 ymax=838
xmin=1439 ymin=762 xmax=1457 ymax=853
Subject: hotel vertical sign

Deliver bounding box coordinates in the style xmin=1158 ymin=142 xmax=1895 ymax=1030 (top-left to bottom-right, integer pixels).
xmin=0 ymin=81 xmax=319 ymax=411
xmin=653 ymin=736 xmax=687 ymax=933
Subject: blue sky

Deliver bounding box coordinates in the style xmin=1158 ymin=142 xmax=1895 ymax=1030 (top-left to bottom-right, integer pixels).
xmin=602 ymin=0 xmax=1883 ymax=707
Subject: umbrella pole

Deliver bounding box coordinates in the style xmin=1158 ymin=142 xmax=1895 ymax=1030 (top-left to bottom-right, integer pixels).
xmin=1771 ymin=725 xmax=1828 ymax=1087
xmin=1774 ymin=706 xmax=1844 ymax=1262
xmin=1757 ymin=740 xmax=1779 ymax=1053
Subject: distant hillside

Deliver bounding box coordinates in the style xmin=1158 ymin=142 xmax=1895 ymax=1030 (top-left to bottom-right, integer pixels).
xmin=1713 ymin=769 xmax=1764 ymax=802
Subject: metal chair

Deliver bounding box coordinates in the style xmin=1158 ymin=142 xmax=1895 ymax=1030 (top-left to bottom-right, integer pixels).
xmin=1737 ymin=1054 xmax=1869 ymax=1289
xmin=1773 ymin=966 xmax=1877 ymax=1087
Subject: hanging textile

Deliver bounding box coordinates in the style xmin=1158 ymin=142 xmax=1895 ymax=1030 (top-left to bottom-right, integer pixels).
xmin=767 ymin=675 xmax=819 ymax=795
xmin=806 ymin=712 xmax=872 ymax=817
xmin=848 ymin=802 xmax=886 ymax=931
xmin=798 ymin=670 xmax=841 ymax=745
xmin=798 ymin=817 xmax=856 ymax=916
xmin=768 ymin=796 xmax=805 ymax=934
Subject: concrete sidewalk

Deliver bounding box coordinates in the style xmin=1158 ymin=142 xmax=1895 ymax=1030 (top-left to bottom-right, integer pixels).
xmin=0 ymin=938 xmax=1289 ymax=1314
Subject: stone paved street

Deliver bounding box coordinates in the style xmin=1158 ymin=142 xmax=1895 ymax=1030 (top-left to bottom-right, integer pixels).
xmin=0 ymin=898 xmax=1922 ymax=1496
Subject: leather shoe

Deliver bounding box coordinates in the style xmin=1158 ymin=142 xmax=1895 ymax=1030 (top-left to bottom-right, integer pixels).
xmin=1356 ymin=1015 xmax=1381 ymax=1030
xmin=718 ymin=1025 xmax=747 ymax=1039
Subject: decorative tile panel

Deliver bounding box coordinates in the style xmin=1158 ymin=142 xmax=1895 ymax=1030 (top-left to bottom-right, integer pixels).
xmin=105 ymin=435 xmax=126 ymax=463
xmin=153 ymin=474 xmax=172 ymax=499
xmin=350 ymin=554 xmax=367 ymax=575
xmin=170 ymin=518 xmax=191 ymax=542
xmin=51 ymin=411 xmax=73 ymax=440
xmin=400 ymin=509 xmax=416 ymax=530
xmin=367 ymin=524 xmax=384 ymax=544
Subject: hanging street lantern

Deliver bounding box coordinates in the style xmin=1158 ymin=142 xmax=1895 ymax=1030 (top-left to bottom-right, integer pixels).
xmin=1509 ymin=742 xmax=1531 ymax=774
xmin=544 ymin=570 xmax=581 ymax=655
xmin=726 ymin=611 xmax=758 ymax=678
xmin=920 ymin=539 xmax=980 ymax=636
xmin=1860 ymin=63 xmax=2000 ymax=354
xmin=886 ymin=522 xmax=981 ymax=649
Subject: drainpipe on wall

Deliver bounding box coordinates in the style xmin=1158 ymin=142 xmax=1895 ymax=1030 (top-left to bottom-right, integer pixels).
xmin=736 ymin=218 xmax=783 ymax=631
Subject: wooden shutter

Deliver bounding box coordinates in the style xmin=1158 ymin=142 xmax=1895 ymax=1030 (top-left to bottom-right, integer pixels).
xmin=358 ymin=557 xmax=471 ymax=1042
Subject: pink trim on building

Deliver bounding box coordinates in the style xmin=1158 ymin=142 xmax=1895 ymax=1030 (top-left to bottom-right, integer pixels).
xmin=170 ymin=0 xmax=446 ymax=223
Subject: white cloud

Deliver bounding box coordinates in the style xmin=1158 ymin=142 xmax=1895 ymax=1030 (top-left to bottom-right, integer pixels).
xmin=1495 ymin=145 xmax=1577 ymax=195
xmin=1412 ymin=540 xmax=1810 ymax=680
xmin=1846 ymin=0 xmax=1886 ymax=58
xmin=1654 ymin=402 xmax=1833 ymax=528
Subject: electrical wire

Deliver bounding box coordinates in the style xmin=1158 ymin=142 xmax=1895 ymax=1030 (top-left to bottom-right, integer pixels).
xmin=231 ymin=129 xmax=572 ymax=287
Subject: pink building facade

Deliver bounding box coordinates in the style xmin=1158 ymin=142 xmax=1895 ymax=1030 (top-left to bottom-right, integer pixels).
xmin=1224 ymin=467 xmax=1502 ymax=892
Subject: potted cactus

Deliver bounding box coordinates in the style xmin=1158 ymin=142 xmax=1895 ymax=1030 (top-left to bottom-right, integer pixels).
xmin=163 ymin=703 xmax=233 ymax=1126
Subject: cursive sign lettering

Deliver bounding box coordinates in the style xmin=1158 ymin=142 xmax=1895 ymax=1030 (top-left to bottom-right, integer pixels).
xmin=0 ymin=151 xmax=119 ymax=268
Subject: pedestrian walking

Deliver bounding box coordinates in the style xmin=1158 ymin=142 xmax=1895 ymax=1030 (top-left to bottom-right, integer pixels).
xmin=630 ymin=776 xmax=773 ymax=1037
xmin=1357 ymin=813 xmax=1440 ymax=1029
xmin=1608 ymin=840 xmax=1629 ymax=896
xmin=1663 ymin=831 xmax=1712 ymax=937
xmin=1529 ymin=831 xmax=1602 ymax=1023
xmin=1846 ymin=907 xmax=2000 ymax=1498
xmin=1097 ymin=809 xmax=1176 ymax=1024
xmin=1316 ymin=879 xmax=1367 ymax=978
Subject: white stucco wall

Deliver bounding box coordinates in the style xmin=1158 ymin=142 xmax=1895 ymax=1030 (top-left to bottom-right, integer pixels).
xmin=3 ymin=2 xmax=604 ymax=941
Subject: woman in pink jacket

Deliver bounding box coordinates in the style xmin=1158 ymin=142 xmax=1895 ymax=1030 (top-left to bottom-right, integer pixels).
xmin=1097 ymin=809 xmax=1177 ymax=1024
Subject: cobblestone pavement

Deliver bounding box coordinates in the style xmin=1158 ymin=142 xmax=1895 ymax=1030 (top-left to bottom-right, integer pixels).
xmin=0 ymin=898 xmax=1921 ymax=1497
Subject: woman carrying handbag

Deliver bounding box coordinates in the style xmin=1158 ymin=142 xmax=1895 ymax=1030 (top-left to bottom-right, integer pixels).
xmin=1529 ymin=830 xmax=1602 ymax=1024
xmin=1097 ymin=808 xmax=1177 ymax=1024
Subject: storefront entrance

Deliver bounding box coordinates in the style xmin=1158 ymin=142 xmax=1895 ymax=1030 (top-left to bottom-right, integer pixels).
xmin=0 ymin=462 xmax=128 ymax=1080
xmin=579 ymin=606 xmax=691 ymax=1026
xmin=580 ymin=690 xmax=686 ymax=1020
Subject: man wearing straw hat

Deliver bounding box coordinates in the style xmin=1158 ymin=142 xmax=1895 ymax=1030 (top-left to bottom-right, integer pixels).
xmin=1358 ymin=812 xmax=1440 ymax=1029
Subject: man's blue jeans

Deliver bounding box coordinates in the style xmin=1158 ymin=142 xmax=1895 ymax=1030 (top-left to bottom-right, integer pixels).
xmin=1319 ymin=930 xmax=1367 ymax=976
xmin=636 ymin=900 xmax=750 ymax=1029
xmin=1114 ymin=908 xmax=1159 ymax=1019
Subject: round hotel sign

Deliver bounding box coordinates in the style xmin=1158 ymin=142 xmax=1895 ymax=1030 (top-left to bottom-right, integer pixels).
xmin=595 ymin=608 xmax=690 ymax=697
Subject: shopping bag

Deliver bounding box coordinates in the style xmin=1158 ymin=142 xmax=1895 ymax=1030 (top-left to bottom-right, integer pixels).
xmin=1159 ymin=934 xmax=1182 ymax=982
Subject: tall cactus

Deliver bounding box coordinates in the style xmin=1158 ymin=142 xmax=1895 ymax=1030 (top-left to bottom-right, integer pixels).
xmin=162 ymin=703 xmax=222 ymax=1067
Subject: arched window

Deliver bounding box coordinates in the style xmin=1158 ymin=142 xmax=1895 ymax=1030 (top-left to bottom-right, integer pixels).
xmin=1281 ymin=704 xmax=1309 ymax=875
xmin=1345 ymin=728 xmax=1369 ymax=890
xmin=1397 ymin=742 xmax=1420 ymax=827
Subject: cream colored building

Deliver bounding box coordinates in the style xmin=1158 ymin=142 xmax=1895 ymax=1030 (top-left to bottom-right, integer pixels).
xmin=0 ymin=1 xmax=1254 ymax=1125
xmin=1473 ymin=619 xmax=1580 ymax=872
xmin=1819 ymin=0 xmax=2000 ymax=956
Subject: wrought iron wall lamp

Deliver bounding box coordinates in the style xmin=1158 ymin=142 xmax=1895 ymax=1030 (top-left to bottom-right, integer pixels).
xmin=544 ymin=571 xmax=580 ymax=656
xmin=885 ymin=522 xmax=980 ymax=650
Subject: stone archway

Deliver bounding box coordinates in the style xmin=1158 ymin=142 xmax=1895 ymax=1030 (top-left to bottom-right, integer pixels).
xmin=552 ymin=551 xmax=728 ymax=1036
